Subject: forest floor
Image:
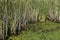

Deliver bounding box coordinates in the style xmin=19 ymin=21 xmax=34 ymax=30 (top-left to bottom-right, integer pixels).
xmin=8 ymin=21 xmax=60 ymax=40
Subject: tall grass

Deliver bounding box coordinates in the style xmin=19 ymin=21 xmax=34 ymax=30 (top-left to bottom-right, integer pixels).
xmin=0 ymin=0 xmax=60 ymax=37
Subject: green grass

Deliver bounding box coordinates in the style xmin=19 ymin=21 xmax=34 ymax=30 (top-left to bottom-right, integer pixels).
xmin=0 ymin=20 xmax=2 ymax=35
xmin=0 ymin=20 xmax=2 ymax=26
xmin=8 ymin=21 xmax=60 ymax=40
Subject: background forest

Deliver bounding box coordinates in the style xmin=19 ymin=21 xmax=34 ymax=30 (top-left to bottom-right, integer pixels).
xmin=0 ymin=0 xmax=60 ymax=40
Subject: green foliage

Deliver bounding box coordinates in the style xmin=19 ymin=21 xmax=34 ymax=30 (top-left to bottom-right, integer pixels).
xmin=0 ymin=0 xmax=60 ymax=40
xmin=8 ymin=21 xmax=60 ymax=40
xmin=0 ymin=0 xmax=57 ymax=21
xmin=0 ymin=0 xmax=60 ymax=23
